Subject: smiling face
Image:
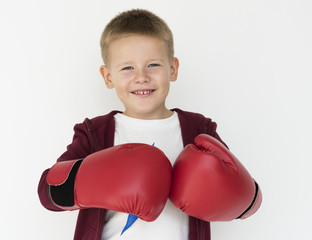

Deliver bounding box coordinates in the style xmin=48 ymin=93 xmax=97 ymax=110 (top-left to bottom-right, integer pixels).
xmin=100 ymin=34 xmax=179 ymax=119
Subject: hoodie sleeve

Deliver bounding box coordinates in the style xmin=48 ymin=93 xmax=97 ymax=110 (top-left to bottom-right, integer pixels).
xmin=37 ymin=121 xmax=92 ymax=211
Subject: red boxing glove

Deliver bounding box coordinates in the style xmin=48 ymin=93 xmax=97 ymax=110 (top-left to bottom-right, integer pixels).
xmin=47 ymin=143 xmax=172 ymax=222
xmin=170 ymin=134 xmax=262 ymax=221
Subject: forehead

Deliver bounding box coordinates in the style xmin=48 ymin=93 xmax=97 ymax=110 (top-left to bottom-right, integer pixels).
xmin=107 ymin=35 xmax=169 ymax=64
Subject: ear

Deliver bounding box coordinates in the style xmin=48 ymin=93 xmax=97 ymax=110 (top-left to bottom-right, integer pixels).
xmin=170 ymin=57 xmax=179 ymax=82
xmin=99 ymin=65 xmax=114 ymax=89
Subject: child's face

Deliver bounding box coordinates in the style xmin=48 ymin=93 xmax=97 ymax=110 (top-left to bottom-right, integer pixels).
xmin=100 ymin=34 xmax=179 ymax=119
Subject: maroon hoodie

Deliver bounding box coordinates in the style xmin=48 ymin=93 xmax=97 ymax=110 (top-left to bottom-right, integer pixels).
xmin=38 ymin=108 xmax=227 ymax=240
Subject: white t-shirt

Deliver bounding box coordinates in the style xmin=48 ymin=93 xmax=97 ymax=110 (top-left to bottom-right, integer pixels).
xmin=101 ymin=111 xmax=189 ymax=240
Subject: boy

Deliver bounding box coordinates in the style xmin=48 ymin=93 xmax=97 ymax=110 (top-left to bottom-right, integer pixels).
xmin=38 ymin=9 xmax=261 ymax=240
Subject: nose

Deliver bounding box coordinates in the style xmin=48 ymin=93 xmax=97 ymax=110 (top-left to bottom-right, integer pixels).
xmin=135 ymin=68 xmax=150 ymax=83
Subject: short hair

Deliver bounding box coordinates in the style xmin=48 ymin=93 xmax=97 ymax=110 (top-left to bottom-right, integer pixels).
xmin=100 ymin=9 xmax=174 ymax=65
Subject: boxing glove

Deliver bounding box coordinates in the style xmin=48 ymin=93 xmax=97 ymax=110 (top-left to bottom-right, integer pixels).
xmin=170 ymin=134 xmax=262 ymax=221
xmin=47 ymin=143 xmax=172 ymax=222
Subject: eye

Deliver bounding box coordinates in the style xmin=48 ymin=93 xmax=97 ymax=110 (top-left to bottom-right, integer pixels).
xmin=122 ymin=66 xmax=134 ymax=71
xmin=148 ymin=63 xmax=160 ymax=68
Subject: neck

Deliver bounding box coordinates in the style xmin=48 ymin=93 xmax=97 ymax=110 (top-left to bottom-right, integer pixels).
xmin=123 ymin=109 xmax=173 ymax=120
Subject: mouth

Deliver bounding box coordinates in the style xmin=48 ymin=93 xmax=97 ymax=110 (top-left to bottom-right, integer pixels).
xmin=131 ymin=89 xmax=155 ymax=96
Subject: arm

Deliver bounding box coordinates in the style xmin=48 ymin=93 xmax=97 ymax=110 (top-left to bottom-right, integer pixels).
xmin=37 ymin=122 xmax=92 ymax=211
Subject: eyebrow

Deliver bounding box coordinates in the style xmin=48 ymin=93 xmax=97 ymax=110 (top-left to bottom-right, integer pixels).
xmin=149 ymin=58 xmax=165 ymax=63
xmin=116 ymin=62 xmax=133 ymax=68
xmin=116 ymin=59 xmax=166 ymax=68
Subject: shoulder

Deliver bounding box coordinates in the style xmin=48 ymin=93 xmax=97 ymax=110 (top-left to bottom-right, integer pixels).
xmin=172 ymin=108 xmax=219 ymax=146
xmin=172 ymin=108 xmax=217 ymax=134
xmin=172 ymin=108 xmax=209 ymax=121
xmin=71 ymin=110 xmax=120 ymax=148
xmin=82 ymin=110 xmax=121 ymax=149
xmin=79 ymin=110 xmax=121 ymax=131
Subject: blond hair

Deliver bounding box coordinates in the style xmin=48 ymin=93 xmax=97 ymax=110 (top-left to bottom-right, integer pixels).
xmin=100 ymin=9 xmax=174 ymax=65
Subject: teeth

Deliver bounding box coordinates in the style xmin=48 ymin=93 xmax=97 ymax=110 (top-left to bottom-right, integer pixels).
xmin=133 ymin=90 xmax=152 ymax=95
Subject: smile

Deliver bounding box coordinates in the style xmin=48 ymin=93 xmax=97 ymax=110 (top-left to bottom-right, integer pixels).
xmin=132 ymin=90 xmax=155 ymax=95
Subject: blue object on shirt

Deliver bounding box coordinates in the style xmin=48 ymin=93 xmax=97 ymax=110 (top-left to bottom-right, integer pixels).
xmin=120 ymin=214 xmax=139 ymax=235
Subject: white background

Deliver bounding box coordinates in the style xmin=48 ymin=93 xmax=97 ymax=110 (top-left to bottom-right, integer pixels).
xmin=1 ymin=0 xmax=311 ymax=239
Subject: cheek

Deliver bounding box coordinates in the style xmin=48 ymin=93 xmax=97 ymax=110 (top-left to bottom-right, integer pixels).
xmin=115 ymin=85 xmax=128 ymax=98
xmin=158 ymin=73 xmax=171 ymax=90
xmin=114 ymin=76 xmax=131 ymax=91
xmin=153 ymin=69 xmax=170 ymax=82
xmin=158 ymin=81 xmax=170 ymax=99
